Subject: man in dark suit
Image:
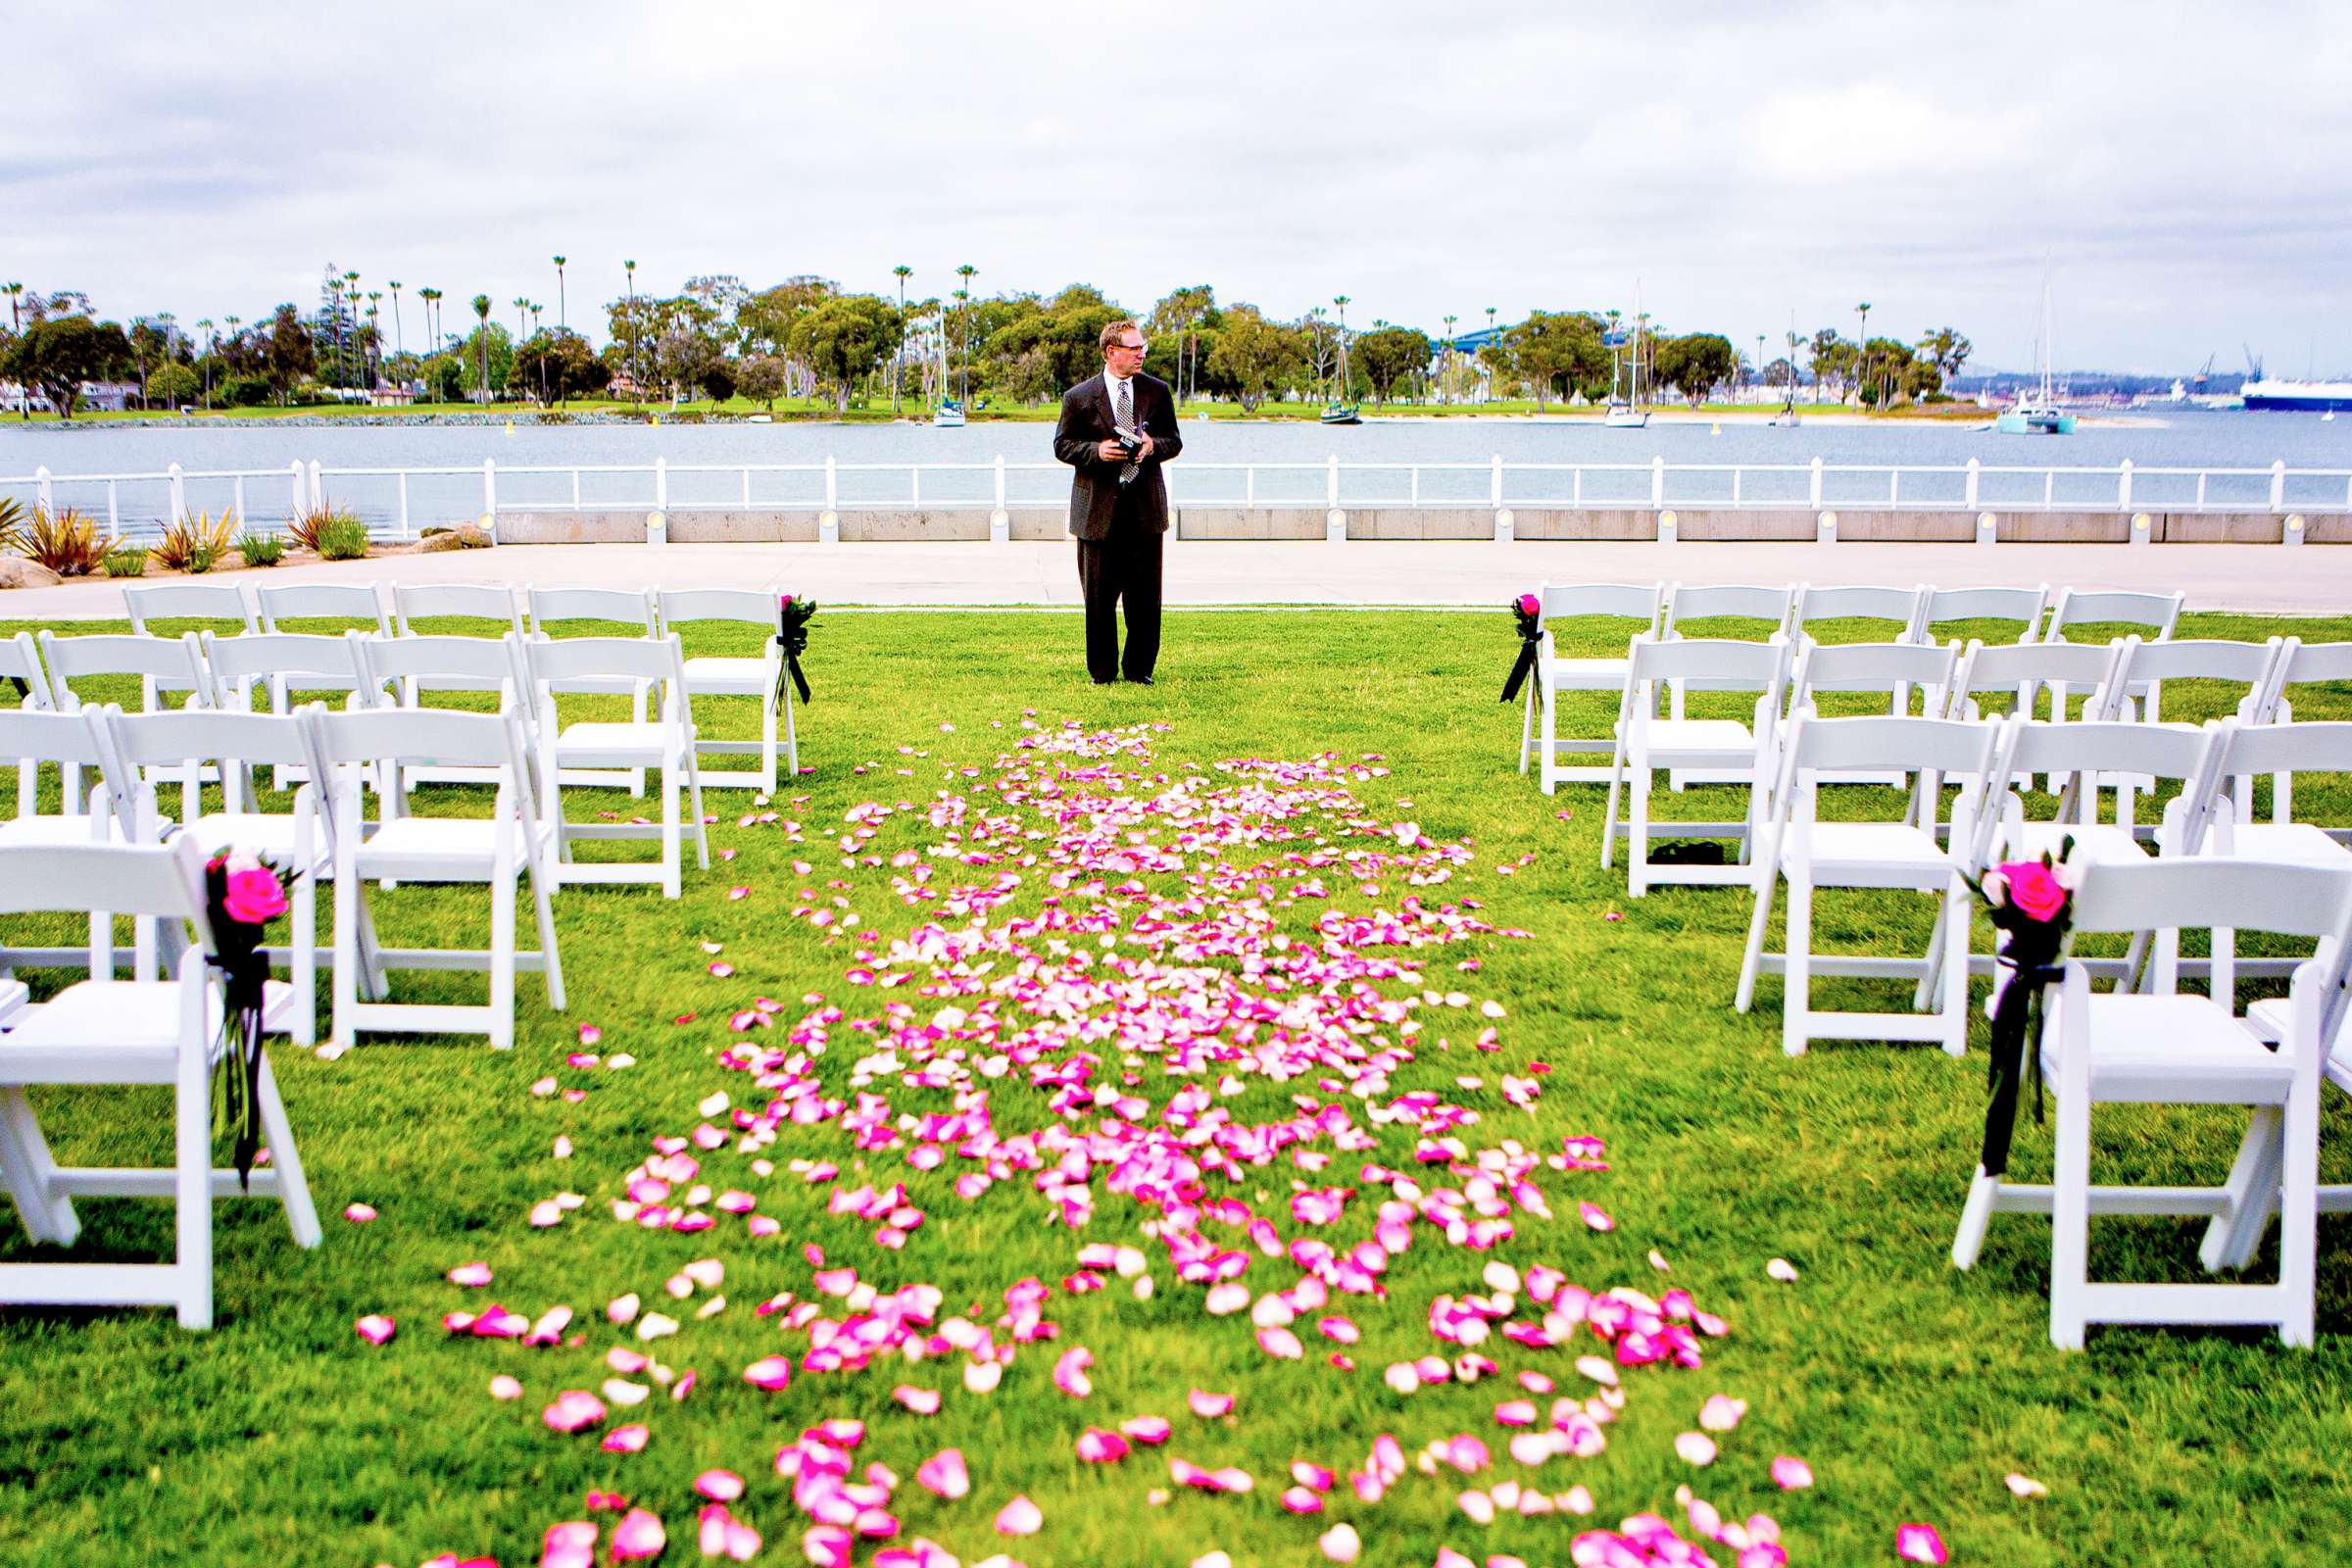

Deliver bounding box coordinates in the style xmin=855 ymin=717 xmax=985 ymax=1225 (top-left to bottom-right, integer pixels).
xmin=1054 ymin=319 xmax=1182 ymax=684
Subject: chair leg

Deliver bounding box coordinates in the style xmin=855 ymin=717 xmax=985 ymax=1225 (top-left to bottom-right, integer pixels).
xmin=1735 ymin=870 xmax=1775 ymax=1014
xmin=174 ymin=1048 xmax=214 ymax=1330
xmin=1599 ymin=749 xmax=1627 ymax=870
xmin=0 ymin=1087 xmax=79 ymax=1245
xmin=2200 ymin=1106 xmax=2280 ymax=1271
xmin=1780 ymin=872 xmax=1812 ymax=1055
xmin=1538 ymin=684 xmax=1557 ymax=795
xmin=489 ymin=871 xmax=517 ymax=1051
xmin=2048 ymin=1086 xmax=2092 ymax=1350
xmin=255 ymin=1053 xmax=322 ymax=1249
xmin=1628 ymin=769 xmax=1650 ymax=898
xmin=1951 ymin=1164 xmax=1999 ymax=1270
xmin=661 ymin=760 xmax=682 ymax=900
xmin=531 ymin=864 xmax=567 ymax=1011
xmin=761 ymin=692 xmax=780 ymax=794
xmin=2278 ymin=1083 xmax=2319 ymax=1348
xmin=330 ymin=857 xmax=361 ymax=1055
xmin=686 ymin=757 xmax=710 ymax=872
xmin=783 ymin=686 xmax=799 ymax=779
xmin=1519 ymin=683 xmax=1535 ymax=775
xmin=1937 ymin=881 xmax=1970 ymax=1056
xmin=292 ymin=871 xmax=317 ymax=1051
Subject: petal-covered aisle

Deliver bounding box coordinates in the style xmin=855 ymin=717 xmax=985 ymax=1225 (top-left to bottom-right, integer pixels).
xmin=405 ymin=721 xmax=1811 ymax=1568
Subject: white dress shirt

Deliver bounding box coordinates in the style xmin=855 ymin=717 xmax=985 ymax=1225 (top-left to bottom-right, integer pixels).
xmin=1104 ymin=370 xmax=1137 ymax=430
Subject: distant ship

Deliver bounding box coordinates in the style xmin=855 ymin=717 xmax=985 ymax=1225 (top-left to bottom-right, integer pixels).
xmin=2242 ymin=378 xmax=2352 ymax=414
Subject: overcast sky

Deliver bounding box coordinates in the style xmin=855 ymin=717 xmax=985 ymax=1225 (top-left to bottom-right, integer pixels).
xmin=7 ymin=1 xmax=2346 ymax=375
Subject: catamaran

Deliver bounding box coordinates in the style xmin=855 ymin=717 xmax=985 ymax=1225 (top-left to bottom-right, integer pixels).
xmin=1995 ymin=275 xmax=2076 ymax=434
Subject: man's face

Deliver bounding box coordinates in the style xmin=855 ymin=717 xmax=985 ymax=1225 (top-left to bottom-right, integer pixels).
xmin=1104 ymin=332 xmax=1147 ymax=375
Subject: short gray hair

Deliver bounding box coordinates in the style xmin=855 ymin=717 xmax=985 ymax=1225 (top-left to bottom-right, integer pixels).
xmin=1100 ymin=319 xmax=1145 ymax=352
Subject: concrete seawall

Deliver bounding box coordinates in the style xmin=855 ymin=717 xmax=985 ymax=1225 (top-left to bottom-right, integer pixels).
xmin=491 ymin=506 xmax=2351 ymax=547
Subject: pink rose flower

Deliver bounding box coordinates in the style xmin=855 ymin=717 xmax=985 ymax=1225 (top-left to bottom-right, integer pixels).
xmin=780 ymin=594 xmax=795 ymax=609
xmin=222 ymin=867 xmax=288 ymax=926
xmin=1516 ymin=593 xmax=1541 ymax=617
xmin=1995 ymin=859 xmax=2067 ymax=922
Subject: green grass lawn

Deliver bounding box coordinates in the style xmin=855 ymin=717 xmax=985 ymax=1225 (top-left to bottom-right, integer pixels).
xmin=2 ymin=609 xmax=2350 ymax=1567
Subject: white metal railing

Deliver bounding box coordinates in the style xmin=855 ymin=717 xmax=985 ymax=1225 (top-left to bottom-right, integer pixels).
xmin=4 ymin=456 xmax=2349 ymax=541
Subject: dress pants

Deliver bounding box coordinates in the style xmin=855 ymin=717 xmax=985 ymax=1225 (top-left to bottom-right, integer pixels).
xmin=1076 ymin=494 xmax=1161 ymax=682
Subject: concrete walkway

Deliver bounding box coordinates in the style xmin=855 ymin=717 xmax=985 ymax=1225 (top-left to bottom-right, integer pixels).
xmin=5 ymin=539 xmax=2347 ymax=619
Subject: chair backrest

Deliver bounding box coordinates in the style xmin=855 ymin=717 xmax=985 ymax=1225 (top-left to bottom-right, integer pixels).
xmin=522 ymin=633 xmax=689 ymax=692
xmin=0 ymin=707 xmax=116 ymax=772
xmin=258 ymin=580 xmax=391 ymax=634
xmin=0 ymin=837 xmax=211 ymax=933
xmin=2068 ymin=857 xmax=2352 ymax=944
xmin=1914 ymin=584 xmax=2050 ymax=642
xmin=1660 ymin=583 xmax=1794 ymax=636
xmin=122 ymin=581 xmax=258 ymax=634
xmin=37 ymin=630 xmax=212 ymax=709
xmin=1790 ymin=639 xmax=1960 ymax=702
xmin=1786 ymin=710 xmax=2000 ymax=783
xmin=1949 ymin=638 xmax=2125 ymax=719
xmin=353 ymin=631 xmax=524 ymax=699
xmin=393 ymin=582 xmax=524 ymax=636
xmin=528 ymin=587 xmax=657 ymax=635
xmin=201 ymin=631 xmax=367 ymax=698
xmin=309 ymin=705 xmax=528 ymax=772
xmin=2044 ymin=587 xmax=2182 ymax=643
xmin=2260 ymin=639 xmax=2352 ymax=724
xmin=1537 ymin=581 xmax=1665 ymax=631
xmin=2215 ymin=720 xmax=2352 ymax=783
xmin=1998 ymin=716 xmax=2221 ymax=784
xmin=1 ymin=631 xmax=55 ymax=710
xmin=658 ymin=587 xmax=783 ymax=630
xmin=1626 ymin=634 xmax=1791 ymax=689
xmin=1791 ymin=583 xmax=1925 ymax=634
xmin=2110 ymin=638 xmax=2282 ymax=707
xmin=103 ymin=704 xmax=320 ymax=773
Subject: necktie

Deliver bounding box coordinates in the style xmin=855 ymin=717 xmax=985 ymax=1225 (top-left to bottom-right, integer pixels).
xmin=1115 ymin=378 xmax=1140 ymax=484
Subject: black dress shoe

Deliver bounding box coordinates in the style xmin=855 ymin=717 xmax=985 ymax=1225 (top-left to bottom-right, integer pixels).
xmin=1128 ymin=675 xmax=1154 ymax=686
xmin=1092 ymin=678 xmax=1115 ymax=686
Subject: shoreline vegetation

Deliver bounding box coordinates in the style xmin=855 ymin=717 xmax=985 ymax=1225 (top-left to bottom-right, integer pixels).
xmin=4 ymin=399 xmax=2153 ymax=431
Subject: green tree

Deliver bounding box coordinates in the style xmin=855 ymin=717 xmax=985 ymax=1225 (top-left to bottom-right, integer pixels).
xmin=734 ymin=353 xmax=790 ymax=413
xmin=1655 ymin=332 xmax=1738 ymax=406
xmin=510 ymin=329 xmax=612 ymax=407
xmin=786 ymin=295 xmax=903 ymax=413
xmin=1918 ymin=326 xmax=1973 ymax=383
xmin=1855 ymin=336 xmax=1915 ymax=408
xmin=1807 ymin=329 xmax=1855 ymax=401
xmin=1351 ymin=326 xmax=1432 ymax=408
xmin=3 ymin=312 xmax=131 ymax=419
xmin=1500 ymin=312 xmax=1609 ymax=411
xmin=264 ymin=303 xmax=317 ymax=403
xmin=459 ymin=318 xmax=514 ymax=400
xmin=469 ymin=294 xmax=493 ymax=401
xmin=1204 ymin=305 xmax=1303 ymax=413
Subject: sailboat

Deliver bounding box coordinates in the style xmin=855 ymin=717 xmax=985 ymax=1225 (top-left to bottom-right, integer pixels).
xmin=1322 ymin=299 xmax=1361 ymax=424
xmin=1995 ymin=275 xmax=2076 ymax=434
xmin=933 ymin=308 xmax=967 ymax=426
xmin=1768 ymin=315 xmax=1803 ymax=425
xmin=1602 ymin=294 xmax=1648 ymax=428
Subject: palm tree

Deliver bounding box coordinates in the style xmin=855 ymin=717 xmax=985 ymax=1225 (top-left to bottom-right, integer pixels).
xmin=514 ymin=296 xmax=529 ymax=340
xmin=366 ymin=292 xmax=382 ymax=386
xmin=891 ymin=265 xmax=912 ymax=414
xmin=196 ymin=318 xmax=215 ymax=410
xmin=388 ymin=280 xmax=405 ymax=364
xmin=344 ymin=271 xmax=362 ymax=387
xmin=954 ymin=265 xmax=977 ymax=400
xmin=471 ymin=293 xmax=492 ymax=403
xmin=6 ymin=282 xmax=23 ymax=419
xmin=624 ymin=259 xmax=638 ymax=400
xmin=1854 ymin=302 xmax=1871 ymax=406
xmin=553 ymin=256 xmax=566 ymax=331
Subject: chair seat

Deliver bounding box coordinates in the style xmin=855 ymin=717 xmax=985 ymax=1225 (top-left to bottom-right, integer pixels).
xmin=1642 ymin=719 xmax=1755 ymax=756
xmin=181 ymin=812 xmax=317 ymax=865
xmin=2005 ymin=821 xmax=2147 ymax=865
xmin=1 ymin=978 xmax=299 ymax=1079
xmin=356 ymin=816 xmax=509 ymax=875
xmin=2043 ymin=994 xmax=2289 ymax=1103
xmin=1788 ymin=823 xmax=1954 ymax=885
xmin=682 ymin=656 xmax=773 ymax=693
xmin=1540 ymin=657 xmax=1630 ymax=689
xmin=2215 ymin=823 xmax=2352 ymax=866
xmin=553 ymin=721 xmax=679 ymax=765
xmin=0 ymin=816 xmax=114 ymax=848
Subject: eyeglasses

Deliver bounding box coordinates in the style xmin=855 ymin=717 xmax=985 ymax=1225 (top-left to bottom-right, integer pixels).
xmin=1111 ymin=342 xmax=1146 ymax=353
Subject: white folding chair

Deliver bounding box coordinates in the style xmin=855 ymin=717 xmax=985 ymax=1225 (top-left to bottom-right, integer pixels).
xmin=1736 ymin=710 xmax=1997 ymax=1056
xmin=1949 ymin=858 xmax=2352 ymax=1349
xmin=2 ymin=631 xmax=55 ymax=710
xmin=0 ymin=710 xmax=126 ymax=980
xmin=2254 ymin=639 xmax=2352 ymax=728
xmin=1944 ymin=637 xmax=2126 ymax=725
xmin=1601 ymin=635 xmax=1791 ymax=895
xmin=522 ymin=634 xmax=710 ymax=899
xmin=659 ymin=587 xmax=796 ymax=792
xmin=2042 ymin=588 xmax=2184 ymax=743
xmin=1790 ymin=583 xmax=1927 ymax=642
xmin=123 ymin=581 xmax=257 ymax=708
xmin=353 ymin=632 xmax=538 ymax=793
xmin=308 ymin=706 xmax=564 ymax=1053
xmin=257 ymin=580 xmax=392 ymax=636
xmin=38 ymin=630 xmax=216 ymax=814
xmin=92 ymin=706 xmax=339 ymax=1048
xmin=1787 ymin=639 xmax=1964 ymax=791
xmin=1910 ymin=584 xmax=2050 ymax=646
xmin=0 ymin=837 xmax=322 ymax=1330
xmin=202 ymin=631 xmax=374 ymax=792
xmin=527 ymin=588 xmax=659 ymax=795
xmin=1519 ymin=582 xmax=1665 ymax=793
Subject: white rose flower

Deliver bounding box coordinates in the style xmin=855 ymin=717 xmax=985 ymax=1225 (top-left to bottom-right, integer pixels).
xmin=1981 ymin=871 xmax=2009 ymax=908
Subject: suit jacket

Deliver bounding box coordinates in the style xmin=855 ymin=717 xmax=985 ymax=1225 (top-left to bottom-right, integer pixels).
xmin=1053 ymin=370 xmax=1183 ymax=540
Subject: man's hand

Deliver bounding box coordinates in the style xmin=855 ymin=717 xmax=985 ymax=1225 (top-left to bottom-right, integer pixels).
xmin=1096 ymin=437 xmax=1126 ymax=462
xmin=1135 ymin=433 xmax=1154 ymax=459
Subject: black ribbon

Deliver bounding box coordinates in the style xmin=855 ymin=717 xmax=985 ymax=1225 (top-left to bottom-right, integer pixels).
xmin=1980 ymin=944 xmax=2062 ymax=1177
xmin=772 ymin=628 xmax=811 ymax=711
xmin=204 ymin=864 xmax=272 ymax=1191
xmin=1500 ymin=624 xmax=1541 ymax=703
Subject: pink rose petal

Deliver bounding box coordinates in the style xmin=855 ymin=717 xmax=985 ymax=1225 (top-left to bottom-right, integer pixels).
xmin=916 ymin=1447 xmax=970 ymax=1500
xmin=1188 ymin=1389 xmax=1235 ymax=1419
xmin=447 ymin=1261 xmax=493 ymax=1287
xmin=1771 ymin=1456 xmax=1814 ymax=1491
xmin=354 ymin=1314 xmax=395 ymax=1346
xmin=1675 ymin=1432 xmax=1718 ymax=1466
xmin=742 ymin=1355 xmax=794 ymax=1391
xmin=611 ymin=1507 xmax=665 ymax=1561
xmin=602 ymin=1423 xmax=649 ymax=1453
xmin=695 ymin=1469 xmax=746 ymax=1502
xmin=1896 ymin=1524 xmax=1948 ymax=1565
xmin=344 ymin=1202 xmax=376 ymax=1223
xmin=995 ymin=1495 xmax=1044 ymax=1536
xmin=2005 ymin=1471 xmax=2049 ymax=1499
